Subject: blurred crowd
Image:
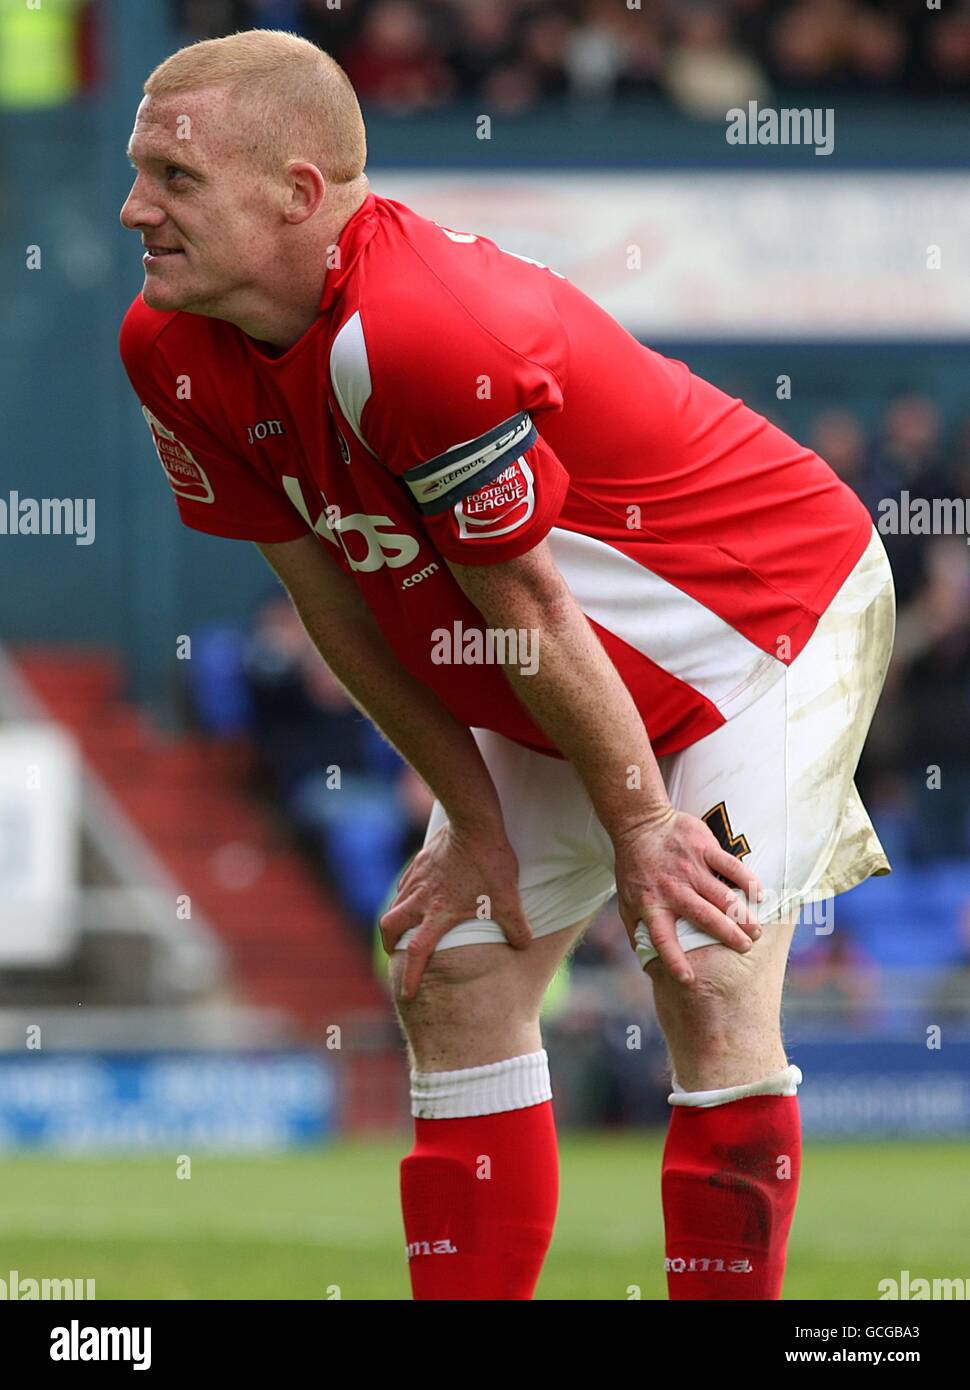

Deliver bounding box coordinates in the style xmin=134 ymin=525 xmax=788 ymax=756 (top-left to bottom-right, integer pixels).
xmin=175 ymin=0 xmax=970 ymax=116
xmin=808 ymin=393 xmax=970 ymax=867
xmin=791 ymin=393 xmax=970 ymax=1043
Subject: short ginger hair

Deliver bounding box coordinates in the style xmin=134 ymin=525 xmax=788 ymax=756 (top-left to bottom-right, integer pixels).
xmin=144 ymin=29 xmax=366 ymax=185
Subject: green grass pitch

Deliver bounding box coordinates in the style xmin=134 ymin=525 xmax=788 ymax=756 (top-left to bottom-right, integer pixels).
xmin=0 ymin=1136 xmax=965 ymax=1300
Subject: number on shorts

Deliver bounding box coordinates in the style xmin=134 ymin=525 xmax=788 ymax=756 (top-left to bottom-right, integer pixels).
xmin=702 ymin=801 xmax=751 ymax=867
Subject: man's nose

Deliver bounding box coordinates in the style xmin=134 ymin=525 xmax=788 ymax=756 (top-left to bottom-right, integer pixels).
xmin=119 ymin=177 xmax=163 ymax=230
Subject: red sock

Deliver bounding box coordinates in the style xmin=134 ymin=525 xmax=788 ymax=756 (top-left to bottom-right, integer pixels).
xmin=661 ymin=1094 xmax=802 ymax=1299
xmin=400 ymin=1102 xmax=559 ymax=1300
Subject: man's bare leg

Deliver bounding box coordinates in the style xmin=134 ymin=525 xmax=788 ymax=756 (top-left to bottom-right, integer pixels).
xmin=645 ymin=918 xmax=803 ymax=1300
xmin=646 ymin=916 xmax=797 ymax=1091
xmin=391 ymin=913 xmax=595 ymax=1072
xmin=392 ymin=913 xmax=595 ymax=1300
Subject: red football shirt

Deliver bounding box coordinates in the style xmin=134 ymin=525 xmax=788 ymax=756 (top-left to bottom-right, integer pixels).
xmin=119 ymin=191 xmax=871 ymax=757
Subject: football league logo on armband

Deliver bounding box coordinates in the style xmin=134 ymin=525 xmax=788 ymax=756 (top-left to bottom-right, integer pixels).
xmin=140 ymin=406 xmax=215 ymax=504
xmin=455 ymin=456 xmax=535 ymax=540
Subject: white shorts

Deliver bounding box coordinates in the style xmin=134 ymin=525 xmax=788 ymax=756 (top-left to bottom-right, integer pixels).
xmin=396 ymin=526 xmax=896 ymax=966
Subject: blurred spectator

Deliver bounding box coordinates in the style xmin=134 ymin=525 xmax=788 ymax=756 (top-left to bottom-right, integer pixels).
xmin=612 ymin=6 xmax=667 ymax=101
xmin=664 ymin=4 xmax=771 ymax=119
xmin=339 ymin=0 xmax=455 ymax=112
xmin=926 ymin=11 xmax=970 ymax=92
xmin=519 ymin=8 xmax=573 ymax=101
xmin=811 ymin=407 xmax=869 ymax=496
xmin=564 ymin=1 xmax=626 ymax=107
xmin=869 ymin=394 xmax=950 ymax=603
xmin=814 ymin=394 xmax=954 ymax=606
xmin=850 ymin=7 xmax=908 ymax=91
xmin=894 ymin=540 xmax=970 ymax=861
xmin=769 ymin=2 xmax=848 ymax=87
xmin=446 ymin=0 xmax=519 ymax=100
xmin=875 ymin=394 xmax=948 ymax=489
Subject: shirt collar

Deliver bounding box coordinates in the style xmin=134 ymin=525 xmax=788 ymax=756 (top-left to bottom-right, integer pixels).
xmin=319 ymin=190 xmax=379 ymax=315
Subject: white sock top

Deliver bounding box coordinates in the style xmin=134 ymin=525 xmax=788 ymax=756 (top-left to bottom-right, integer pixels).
xmin=668 ymin=1064 xmax=803 ymax=1109
xmin=411 ymin=1049 xmax=552 ymax=1120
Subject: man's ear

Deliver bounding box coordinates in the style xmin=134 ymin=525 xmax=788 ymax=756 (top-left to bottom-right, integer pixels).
xmin=282 ymin=160 xmax=327 ymax=225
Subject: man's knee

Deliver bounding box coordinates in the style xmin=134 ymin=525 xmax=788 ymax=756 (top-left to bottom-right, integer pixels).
xmin=646 ymin=936 xmax=795 ymax=1090
xmin=648 ymin=940 xmax=758 ymax=1012
xmin=393 ymin=940 xmax=515 ymax=1002
xmin=390 ymin=942 xmax=537 ymax=1042
xmin=391 ymin=915 xmax=595 ymax=1019
xmin=647 ymin=921 xmax=796 ymax=1031
xmin=391 ymin=939 xmax=551 ymax=1072
xmin=644 ymin=911 xmax=789 ymax=1000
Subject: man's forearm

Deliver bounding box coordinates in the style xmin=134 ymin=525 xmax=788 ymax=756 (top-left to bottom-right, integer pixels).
xmin=505 ymin=612 xmax=671 ymax=840
xmin=257 ymin=535 xmax=507 ymax=835
xmin=292 ymin=596 xmax=505 ymax=835
xmin=448 ymin=548 xmax=671 ymax=842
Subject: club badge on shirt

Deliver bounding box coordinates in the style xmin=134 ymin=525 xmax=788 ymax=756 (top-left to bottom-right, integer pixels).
xmin=141 ymin=406 xmax=215 ymax=504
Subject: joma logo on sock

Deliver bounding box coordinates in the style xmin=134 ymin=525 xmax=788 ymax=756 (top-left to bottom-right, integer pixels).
xmin=406 ymin=1239 xmax=458 ymax=1258
xmin=666 ymin=1257 xmax=753 ymax=1274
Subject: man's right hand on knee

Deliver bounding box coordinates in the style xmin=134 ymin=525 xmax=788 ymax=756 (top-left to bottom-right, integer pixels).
xmin=379 ymin=821 xmax=533 ymax=1002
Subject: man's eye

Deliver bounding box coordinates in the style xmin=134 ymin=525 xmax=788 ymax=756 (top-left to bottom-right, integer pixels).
xmin=165 ymin=165 xmax=187 ymax=182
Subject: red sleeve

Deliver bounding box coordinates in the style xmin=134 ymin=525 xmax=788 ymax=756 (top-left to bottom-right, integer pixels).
xmin=119 ymin=299 xmax=308 ymax=544
xmin=357 ymin=299 xmax=570 ymax=565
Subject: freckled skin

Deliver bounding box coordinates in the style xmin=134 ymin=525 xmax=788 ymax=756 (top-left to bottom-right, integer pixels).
xmin=119 ymin=88 xmax=367 ymax=349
